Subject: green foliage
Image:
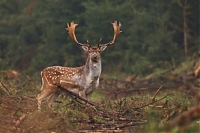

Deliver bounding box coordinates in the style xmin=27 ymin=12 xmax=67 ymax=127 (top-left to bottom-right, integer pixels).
xmin=0 ymin=0 xmax=198 ymax=76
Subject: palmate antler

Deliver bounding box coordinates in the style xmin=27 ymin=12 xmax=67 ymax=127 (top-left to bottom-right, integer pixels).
xmin=66 ymin=22 xmax=90 ymax=47
xmin=98 ymin=21 xmax=122 ymax=47
xmin=66 ymin=21 xmax=122 ymax=47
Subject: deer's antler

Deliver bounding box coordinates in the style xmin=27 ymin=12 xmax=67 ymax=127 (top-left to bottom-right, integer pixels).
xmin=66 ymin=22 xmax=90 ymax=47
xmin=98 ymin=21 xmax=122 ymax=47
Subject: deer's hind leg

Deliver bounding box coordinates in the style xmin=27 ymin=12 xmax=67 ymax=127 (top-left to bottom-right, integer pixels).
xmin=36 ymin=85 xmax=57 ymax=110
xmin=47 ymin=90 xmax=60 ymax=108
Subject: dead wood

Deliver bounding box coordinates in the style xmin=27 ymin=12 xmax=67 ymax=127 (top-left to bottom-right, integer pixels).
xmin=163 ymin=103 xmax=200 ymax=133
xmin=0 ymin=81 xmax=10 ymax=95
xmin=18 ymin=79 xmax=32 ymax=89
xmin=20 ymin=96 xmax=37 ymax=102
xmin=171 ymin=76 xmax=200 ymax=101
xmin=132 ymin=93 xmax=173 ymax=109
xmin=0 ymin=125 xmax=21 ymax=132
xmin=161 ymin=66 xmax=176 ymax=75
xmin=14 ymin=114 xmax=26 ymax=127
xmin=152 ymin=85 xmax=163 ymax=102
xmin=114 ymin=120 xmax=148 ymax=129
xmin=56 ymin=85 xmax=149 ymax=131
xmin=57 ymin=86 xmax=96 ymax=107
xmin=79 ymin=129 xmax=124 ymax=133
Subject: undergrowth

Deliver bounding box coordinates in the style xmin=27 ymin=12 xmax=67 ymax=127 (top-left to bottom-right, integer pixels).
xmin=0 ymin=63 xmax=199 ymax=132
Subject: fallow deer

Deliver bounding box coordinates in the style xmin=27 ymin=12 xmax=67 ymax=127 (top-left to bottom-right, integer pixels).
xmin=36 ymin=21 xmax=122 ymax=109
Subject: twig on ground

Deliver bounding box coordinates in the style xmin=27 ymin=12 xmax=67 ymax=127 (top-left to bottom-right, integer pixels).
xmin=115 ymin=120 xmax=148 ymax=129
xmin=0 ymin=81 xmax=10 ymax=95
xmin=14 ymin=114 xmax=26 ymax=127
xmin=20 ymin=96 xmax=37 ymax=102
xmin=132 ymin=93 xmax=173 ymax=109
xmin=18 ymin=79 xmax=32 ymax=89
xmin=161 ymin=66 xmax=176 ymax=75
xmin=152 ymin=85 xmax=163 ymax=102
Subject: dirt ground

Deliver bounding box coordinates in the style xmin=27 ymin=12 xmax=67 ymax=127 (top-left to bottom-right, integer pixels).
xmin=0 ymin=71 xmax=199 ymax=133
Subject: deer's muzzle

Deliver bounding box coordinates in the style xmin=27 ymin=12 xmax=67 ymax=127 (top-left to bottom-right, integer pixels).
xmin=92 ymin=55 xmax=98 ymax=62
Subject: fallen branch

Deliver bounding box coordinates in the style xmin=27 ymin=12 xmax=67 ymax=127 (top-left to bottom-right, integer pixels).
xmin=162 ymin=103 xmax=200 ymax=133
xmin=152 ymin=85 xmax=163 ymax=102
xmin=79 ymin=129 xmax=124 ymax=133
xmin=172 ymin=77 xmax=200 ymax=101
xmin=0 ymin=81 xmax=10 ymax=95
xmin=20 ymin=96 xmax=37 ymax=102
xmin=114 ymin=120 xmax=148 ymax=129
xmin=57 ymin=86 xmax=96 ymax=106
xmin=161 ymin=66 xmax=176 ymax=75
xmin=0 ymin=125 xmax=20 ymax=132
xmin=18 ymin=79 xmax=32 ymax=89
xmin=132 ymin=93 xmax=173 ymax=109
xmin=14 ymin=114 xmax=26 ymax=127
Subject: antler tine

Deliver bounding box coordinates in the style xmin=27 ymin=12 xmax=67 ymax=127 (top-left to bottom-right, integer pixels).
xmin=110 ymin=21 xmax=122 ymax=45
xmin=86 ymin=40 xmax=91 ymax=46
xmin=66 ymin=22 xmax=90 ymax=47
xmin=98 ymin=21 xmax=122 ymax=47
xmin=97 ymin=38 xmax=102 ymax=45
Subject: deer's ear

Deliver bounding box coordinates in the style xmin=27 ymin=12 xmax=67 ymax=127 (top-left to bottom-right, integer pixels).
xmin=99 ymin=45 xmax=107 ymax=52
xmin=81 ymin=46 xmax=89 ymax=52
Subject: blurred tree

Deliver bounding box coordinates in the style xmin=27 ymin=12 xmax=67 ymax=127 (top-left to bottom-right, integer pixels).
xmin=169 ymin=0 xmax=199 ymax=57
xmin=82 ymin=0 xmax=178 ymax=75
xmin=0 ymin=0 xmax=198 ymax=76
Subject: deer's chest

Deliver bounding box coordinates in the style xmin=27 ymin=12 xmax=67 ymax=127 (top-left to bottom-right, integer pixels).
xmin=84 ymin=75 xmax=99 ymax=94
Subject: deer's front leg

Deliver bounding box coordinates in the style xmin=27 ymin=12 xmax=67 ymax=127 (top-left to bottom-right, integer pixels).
xmin=79 ymin=90 xmax=86 ymax=99
xmin=86 ymin=92 xmax=92 ymax=101
xmin=85 ymin=79 xmax=99 ymax=101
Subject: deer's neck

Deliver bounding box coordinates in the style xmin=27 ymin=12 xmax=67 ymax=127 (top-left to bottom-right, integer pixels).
xmin=83 ymin=57 xmax=102 ymax=79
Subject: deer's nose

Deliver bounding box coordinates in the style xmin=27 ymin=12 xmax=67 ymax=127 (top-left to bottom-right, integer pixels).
xmin=92 ymin=55 xmax=98 ymax=62
xmin=93 ymin=55 xmax=97 ymax=59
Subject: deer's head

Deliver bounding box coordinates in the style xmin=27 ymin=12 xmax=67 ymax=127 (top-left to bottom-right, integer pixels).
xmin=66 ymin=21 xmax=122 ymax=64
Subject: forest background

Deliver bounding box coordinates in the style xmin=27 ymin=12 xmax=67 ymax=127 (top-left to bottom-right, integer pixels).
xmin=0 ymin=0 xmax=199 ymax=77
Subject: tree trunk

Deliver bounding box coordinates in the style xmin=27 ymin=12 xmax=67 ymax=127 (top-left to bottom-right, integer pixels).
xmin=183 ymin=2 xmax=188 ymax=57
